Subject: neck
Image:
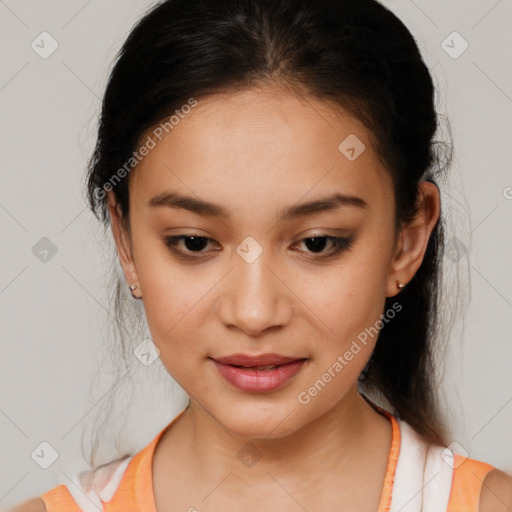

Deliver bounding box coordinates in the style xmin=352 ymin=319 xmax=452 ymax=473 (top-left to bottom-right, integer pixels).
xmin=170 ymin=387 xmax=388 ymax=487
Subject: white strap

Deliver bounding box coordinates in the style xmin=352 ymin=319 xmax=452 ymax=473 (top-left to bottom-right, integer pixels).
xmin=390 ymin=420 xmax=454 ymax=512
xmin=423 ymin=444 xmax=455 ymax=512
xmin=65 ymin=455 xmax=132 ymax=512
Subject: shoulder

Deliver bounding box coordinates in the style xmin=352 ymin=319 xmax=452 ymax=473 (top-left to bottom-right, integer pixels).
xmin=479 ymin=468 xmax=512 ymax=512
xmin=7 ymin=456 xmax=134 ymax=512
xmin=7 ymin=497 xmax=46 ymax=512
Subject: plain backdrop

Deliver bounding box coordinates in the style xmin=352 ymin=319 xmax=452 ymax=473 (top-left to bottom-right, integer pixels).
xmin=1 ymin=0 xmax=511 ymax=508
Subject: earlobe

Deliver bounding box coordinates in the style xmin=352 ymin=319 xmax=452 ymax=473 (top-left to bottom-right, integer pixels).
xmin=386 ymin=230 xmax=409 ymax=297
xmin=386 ymin=181 xmax=440 ymax=297
xmin=106 ymin=191 xmax=140 ymax=294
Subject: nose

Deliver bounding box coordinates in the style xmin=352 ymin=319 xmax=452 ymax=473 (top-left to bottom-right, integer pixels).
xmin=217 ymin=249 xmax=293 ymax=337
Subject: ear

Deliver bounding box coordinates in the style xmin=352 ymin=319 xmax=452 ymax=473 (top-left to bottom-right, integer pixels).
xmin=106 ymin=191 xmax=141 ymax=296
xmin=386 ymin=181 xmax=440 ymax=297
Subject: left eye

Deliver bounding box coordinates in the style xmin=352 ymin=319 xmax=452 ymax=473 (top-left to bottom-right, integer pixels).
xmin=292 ymin=235 xmax=354 ymax=257
xmin=164 ymin=234 xmax=353 ymax=258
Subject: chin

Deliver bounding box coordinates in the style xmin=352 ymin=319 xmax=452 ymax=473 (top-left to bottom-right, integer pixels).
xmin=212 ymin=397 xmax=305 ymax=440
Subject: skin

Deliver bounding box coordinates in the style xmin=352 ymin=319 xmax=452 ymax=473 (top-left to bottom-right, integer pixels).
xmin=105 ymin=85 xmax=441 ymax=511
xmin=10 ymin=87 xmax=512 ymax=512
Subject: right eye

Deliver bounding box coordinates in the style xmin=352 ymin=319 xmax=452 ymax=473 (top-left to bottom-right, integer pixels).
xmin=164 ymin=235 xmax=221 ymax=258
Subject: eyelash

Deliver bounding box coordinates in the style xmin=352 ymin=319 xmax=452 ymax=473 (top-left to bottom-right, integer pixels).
xmin=164 ymin=234 xmax=354 ymax=260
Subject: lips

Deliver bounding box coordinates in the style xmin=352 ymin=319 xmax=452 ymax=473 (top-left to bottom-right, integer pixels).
xmin=213 ymin=353 xmax=304 ymax=367
xmin=211 ymin=353 xmax=308 ymax=393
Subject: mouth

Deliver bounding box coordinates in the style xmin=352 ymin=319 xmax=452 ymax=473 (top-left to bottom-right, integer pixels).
xmin=210 ymin=354 xmax=308 ymax=393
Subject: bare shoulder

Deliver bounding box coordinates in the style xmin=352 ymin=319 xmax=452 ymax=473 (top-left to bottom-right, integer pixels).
xmin=7 ymin=497 xmax=46 ymax=512
xmin=480 ymin=468 xmax=512 ymax=512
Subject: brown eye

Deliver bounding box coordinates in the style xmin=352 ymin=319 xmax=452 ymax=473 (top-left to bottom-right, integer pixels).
xmin=165 ymin=235 xmax=220 ymax=256
xmin=294 ymin=235 xmax=354 ymax=257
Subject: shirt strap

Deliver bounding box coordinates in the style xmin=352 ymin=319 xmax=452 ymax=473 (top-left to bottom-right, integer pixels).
xmin=390 ymin=420 xmax=454 ymax=512
xmin=65 ymin=455 xmax=132 ymax=512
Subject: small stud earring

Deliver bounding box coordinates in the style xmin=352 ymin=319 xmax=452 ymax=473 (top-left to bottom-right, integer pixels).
xmin=397 ymin=281 xmax=406 ymax=289
xmin=129 ymin=283 xmax=141 ymax=299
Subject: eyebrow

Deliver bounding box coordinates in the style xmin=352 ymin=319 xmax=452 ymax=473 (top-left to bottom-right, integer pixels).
xmin=148 ymin=191 xmax=367 ymax=221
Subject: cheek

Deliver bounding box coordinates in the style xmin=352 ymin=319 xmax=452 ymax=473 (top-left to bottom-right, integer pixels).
xmin=295 ymin=256 xmax=389 ymax=345
xmin=142 ymin=277 xmax=206 ymax=349
xmin=292 ymin=272 xmax=387 ymax=412
xmin=132 ymin=238 xmax=211 ymax=370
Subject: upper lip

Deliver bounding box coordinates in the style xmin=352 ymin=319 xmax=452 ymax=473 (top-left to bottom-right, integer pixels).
xmin=212 ymin=353 xmax=306 ymax=367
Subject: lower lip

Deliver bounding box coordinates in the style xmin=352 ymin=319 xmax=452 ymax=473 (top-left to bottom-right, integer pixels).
xmin=212 ymin=359 xmax=307 ymax=393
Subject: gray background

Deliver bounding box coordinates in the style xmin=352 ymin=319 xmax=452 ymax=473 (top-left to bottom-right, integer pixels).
xmin=1 ymin=0 xmax=511 ymax=508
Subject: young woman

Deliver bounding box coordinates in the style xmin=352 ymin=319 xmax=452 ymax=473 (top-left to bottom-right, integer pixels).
xmin=11 ymin=0 xmax=512 ymax=510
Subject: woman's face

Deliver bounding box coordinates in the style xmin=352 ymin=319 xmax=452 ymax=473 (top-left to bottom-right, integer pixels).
xmin=109 ymin=86 xmax=424 ymax=438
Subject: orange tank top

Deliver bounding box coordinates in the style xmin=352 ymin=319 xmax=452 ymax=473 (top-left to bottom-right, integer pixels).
xmin=40 ymin=406 xmax=495 ymax=512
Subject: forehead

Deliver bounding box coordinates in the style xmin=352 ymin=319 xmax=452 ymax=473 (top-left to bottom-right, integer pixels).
xmin=130 ymin=86 xmax=393 ymax=213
